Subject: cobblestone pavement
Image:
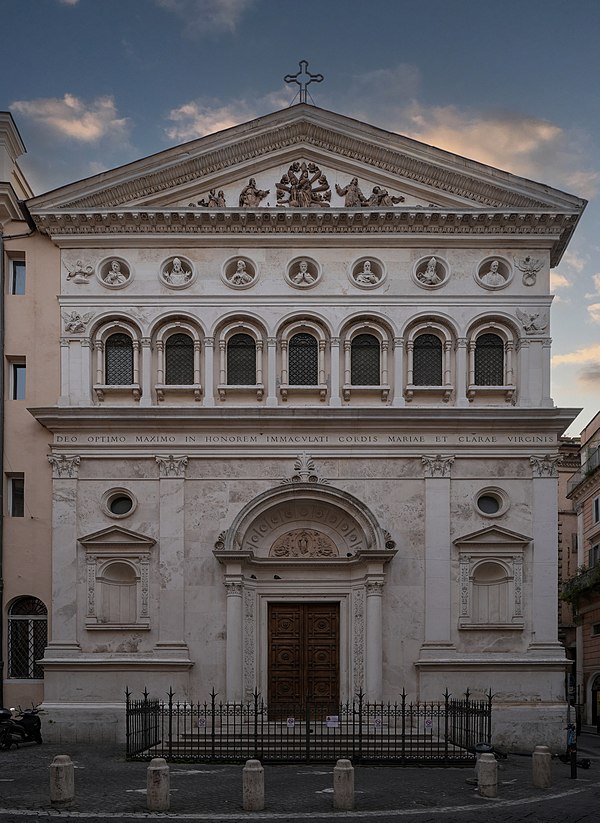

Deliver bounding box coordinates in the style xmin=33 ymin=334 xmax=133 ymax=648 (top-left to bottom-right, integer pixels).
xmin=0 ymin=733 xmax=599 ymax=822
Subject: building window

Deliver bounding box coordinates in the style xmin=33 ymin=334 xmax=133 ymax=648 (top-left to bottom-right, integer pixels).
xmin=351 ymin=334 xmax=380 ymax=385
xmin=227 ymin=333 xmax=256 ymax=385
xmin=289 ymin=333 xmax=318 ymax=385
xmin=592 ymin=623 xmax=600 ymax=637
xmin=165 ymin=333 xmax=194 ymax=385
xmin=11 ymin=361 xmax=26 ymax=400
xmin=105 ymin=333 xmax=133 ymax=385
xmin=8 ymin=474 xmax=24 ymax=517
xmin=7 ymin=597 xmax=47 ymax=679
xmin=10 ymin=260 xmax=26 ymax=295
xmin=474 ymin=333 xmax=504 ymax=385
xmin=413 ymin=334 xmax=442 ymax=385
xmin=594 ymin=496 xmax=600 ymax=524
xmin=589 ymin=544 xmax=600 ymax=567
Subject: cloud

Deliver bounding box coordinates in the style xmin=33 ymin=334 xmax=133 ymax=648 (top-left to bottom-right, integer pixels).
xmin=165 ymin=99 xmax=259 ymax=142
xmin=155 ymin=0 xmax=254 ymax=34
xmin=550 ymin=271 xmax=571 ymax=290
xmin=58 ymin=0 xmax=79 ymax=5
xmin=588 ymin=303 xmax=600 ymax=323
xmin=578 ymin=364 xmax=600 ymax=383
xmin=591 ymin=274 xmax=600 ymax=294
xmin=11 ymin=94 xmax=129 ymax=143
xmin=553 ymin=344 xmax=600 ymax=366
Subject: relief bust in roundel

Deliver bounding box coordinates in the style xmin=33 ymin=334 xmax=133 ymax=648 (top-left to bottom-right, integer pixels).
xmin=349 ymin=258 xmax=385 ymax=289
xmin=98 ymin=258 xmax=132 ymax=289
xmin=413 ymin=255 xmax=449 ymax=289
xmin=222 ymin=257 xmax=258 ymax=289
xmin=160 ymin=256 xmax=195 ymax=289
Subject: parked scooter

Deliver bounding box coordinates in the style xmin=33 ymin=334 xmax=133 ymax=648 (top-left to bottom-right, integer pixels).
xmin=0 ymin=706 xmax=43 ymax=749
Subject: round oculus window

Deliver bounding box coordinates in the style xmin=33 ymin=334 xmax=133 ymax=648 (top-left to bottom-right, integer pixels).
xmin=477 ymin=494 xmax=500 ymax=514
xmin=109 ymin=495 xmax=133 ymax=515
xmin=102 ymin=488 xmax=137 ymax=519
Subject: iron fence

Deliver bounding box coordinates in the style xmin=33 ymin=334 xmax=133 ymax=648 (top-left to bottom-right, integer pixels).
xmin=126 ymin=688 xmax=492 ymax=765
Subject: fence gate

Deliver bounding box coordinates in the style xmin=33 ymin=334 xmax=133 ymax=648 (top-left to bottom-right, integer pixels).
xmin=126 ymin=688 xmax=492 ymax=765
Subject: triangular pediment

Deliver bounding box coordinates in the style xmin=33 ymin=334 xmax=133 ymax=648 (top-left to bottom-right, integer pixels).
xmin=28 ymin=105 xmax=584 ymax=214
xmin=453 ymin=525 xmax=532 ymax=548
xmin=78 ymin=525 xmax=156 ymax=550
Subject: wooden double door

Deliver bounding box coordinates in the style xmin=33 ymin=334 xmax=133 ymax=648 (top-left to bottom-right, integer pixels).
xmin=268 ymin=603 xmax=339 ymax=715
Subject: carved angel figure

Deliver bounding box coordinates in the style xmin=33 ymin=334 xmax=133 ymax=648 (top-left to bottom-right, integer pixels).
xmin=367 ymin=186 xmax=405 ymax=207
xmin=62 ymin=310 xmax=93 ymax=333
xmin=335 ymin=177 xmax=367 ymax=207
xmin=239 ymin=178 xmax=269 ymax=208
xmin=514 ymin=255 xmax=543 ymax=287
xmin=64 ymin=259 xmax=94 ymax=284
xmin=276 ymin=161 xmax=331 ymax=208
xmin=516 ymin=308 xmax=548 ymax=334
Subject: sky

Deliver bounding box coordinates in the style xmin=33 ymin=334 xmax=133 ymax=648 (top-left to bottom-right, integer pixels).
xmin=2 ymin=0 xmax=599 ymax=436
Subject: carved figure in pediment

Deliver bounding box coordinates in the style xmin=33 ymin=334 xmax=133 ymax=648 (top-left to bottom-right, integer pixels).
xmin=103 ymin=259 xmax=128 ymax=285
xmin=515 ymin=255 xmax=543 ymax=286
xmin=164 ymin=257 xmax=192 ymax=286
xmin=239 ymin=178 xmax=269 ymax=208
xmin=230 ymin=259 xmax=254 ymax=285
xmin=367 ymin=186 xmax=404 ymax=207
xmin=481 ymin=260 xmax=505 ymax=287
xmin=65 ymin=259 xmax=94 ymax=284
xmin=276 ymin=161 xmax=331 ymax=208
xmin=355 ymin=260 xmax=379 ymax=285
xmin=335 ymin=177 xmax=367 ymax=207
xmin=416 ymin=256 xmax=442 ymax=285
xmin=516 ymin=308 xmax=548 ymax=334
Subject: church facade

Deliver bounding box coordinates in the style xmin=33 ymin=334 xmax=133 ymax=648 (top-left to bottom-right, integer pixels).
xmin=8 ymin=104 xmax=587 ymax=749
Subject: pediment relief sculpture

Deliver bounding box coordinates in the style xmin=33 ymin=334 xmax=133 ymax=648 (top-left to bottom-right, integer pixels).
xmin=239 ymin=178 xmax=269 ymax=208
xmin=270 ymin=529 xmax=338 ymax=558
xmin=193 ymin=188 xmax=226 ymax=208
xmin=276 ymin=161 xmax=331 ymax=208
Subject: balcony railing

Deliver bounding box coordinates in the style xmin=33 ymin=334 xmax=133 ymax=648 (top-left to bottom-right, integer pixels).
xmin=567 ymin=447 xmax=600 ymax=496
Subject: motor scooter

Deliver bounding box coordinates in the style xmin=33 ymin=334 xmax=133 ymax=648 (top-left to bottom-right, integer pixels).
xmin=0 ymin=706 xmax=43 ymax=749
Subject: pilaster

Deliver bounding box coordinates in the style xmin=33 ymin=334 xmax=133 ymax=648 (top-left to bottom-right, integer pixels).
xmin=204 ymin=337 xmax=215 ymax=406
xmin=365 ymin=579 xmax=384 ymax=699
xmin=266 ymin=337 xmax=277 ymax=407
xmin=330 ymin=337 xmax=341 ymax=406
xmin=225 ymin=579 xmax=244 ymax=700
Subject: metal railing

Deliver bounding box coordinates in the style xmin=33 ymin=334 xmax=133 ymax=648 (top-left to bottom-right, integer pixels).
xmin=568 ymin=446 xmax=600 ymax=495
xmin=125 ymin=688 xmax=492 ymax=765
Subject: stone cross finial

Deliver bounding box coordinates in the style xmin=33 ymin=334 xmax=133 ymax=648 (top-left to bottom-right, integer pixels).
xmin=284 ymin=60 xmax=324 ymax=104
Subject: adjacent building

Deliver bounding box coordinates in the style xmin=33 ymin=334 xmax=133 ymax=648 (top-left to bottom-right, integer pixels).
xmin=2 ymin=104 xmax=587 ymax=749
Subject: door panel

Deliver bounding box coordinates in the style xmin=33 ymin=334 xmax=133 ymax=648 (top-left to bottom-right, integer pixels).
xmin=269 ymin=603 xmax=339 ymax=714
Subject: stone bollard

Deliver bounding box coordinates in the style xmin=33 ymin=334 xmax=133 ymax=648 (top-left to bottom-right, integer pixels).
xmin=532 ymin=745 xmax=552 ymax=788
xmin=333 ymin=759 xmax=354 ymax=811
xmin=147 ymin=757 xmax=170 ymax=812
xmin=49 ymin=755 xmax=75 ymax=805
xmin=243 ymin=759 xmax=264 ymax=812
xmin=477 ymin=752 xmax=498 ymax=798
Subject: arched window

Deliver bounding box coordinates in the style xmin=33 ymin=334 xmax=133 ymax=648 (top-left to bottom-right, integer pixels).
xmin=99 ymin=562 xmax=137 ymax=625
xmin=351 ymin=334 xmax=380 ymax=385
xmin=474 ymin=333 xmax=504 ymax=385
xmin=227 ymin=333 xmax=256 ymax=385
xmin=165 ymin=333 xmax=194 ymax=385
xmin=8 ymin=597 xmax=47 ymax=679
xmin=413 ymin=334 xmax=442 ymax=385
xmin=289 ymin=333 xmax=318 ymax=385
xmin=105 ymin=333 xmax=133 ymax=385
xmin=472 ymin=562 xmax=509 ymax=624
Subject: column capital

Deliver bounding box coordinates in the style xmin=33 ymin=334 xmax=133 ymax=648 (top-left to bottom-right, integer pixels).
xmin=156 ymin=454 xmax=188 ymax=478
xmin=530 ymin=453 xmax=561 ymax=478
xmin=366 ymin=580 xmax=384 ymax=596
xmin=422 ymin=454 xmax=455 ymax=478
xmin=224 ymin=581 xmax=244 ymax=597
xmin=48 ymin=454 xmax=81 ymax=479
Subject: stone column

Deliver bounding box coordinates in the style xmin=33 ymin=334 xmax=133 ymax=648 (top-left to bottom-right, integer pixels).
xmin=266 ymin=337 xmax=277 ymax=406
xmin=365 ymin=580 xmax=384 ymax=700
xmin=59 ymin=337 xmax=70 ymax=405
xmin=518 ymin=338 xmax=531 ymax=405
xmin=330 ymin=337 xmax=341 ymax=406
xmin=455 ymin=337 xmax=468 ymax=406
xmin=421 ymin=455 xmax=454 ymax=650
xmin=80 ymin=338 xmax=91 ymax=406
xmin=529 ymin=454 xmax=562 ymax=650
xmin=46 ymin=455 xmax=81 ymax=652
xmin=392 ymin=336 xmax=405 ymax=407
xmin=542 ymin=338 xmax=552 ymax=406
xmin=155 ymin=455 xmax=189 ymax=656
xmin=225 ymin=580 xmax=244 ymax=700
xmin=204 ymin=337 xmax=215 ymax=406
xmin=140 ymin=337 xmax=152 ymax=406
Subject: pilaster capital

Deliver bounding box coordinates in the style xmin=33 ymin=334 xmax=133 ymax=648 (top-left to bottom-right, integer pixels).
xmin=204 ymin=336 xmax=215 ymax=348
xmin=156 ymin=454 xmax=188 ymax=478
xmin=224 ymin=581 xmax=244 ymax=597
xmin=48 ymin=454 xmax=81 ymax=479
xmin=366 ymin=580 xmax=384 ymax=596
xmin=267 ymin=336 xmax=277 ymax=347
xmin=422 ymin=454 xmax=455 ymax=478
xmin=330 ymin=336 xmax=340 ymax=347
xmin=530 ymin=453 xmax=561 ymax=478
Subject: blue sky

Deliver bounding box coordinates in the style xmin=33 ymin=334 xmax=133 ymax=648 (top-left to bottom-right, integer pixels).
xmin=2 ymin=0 xmax=599 ymax=435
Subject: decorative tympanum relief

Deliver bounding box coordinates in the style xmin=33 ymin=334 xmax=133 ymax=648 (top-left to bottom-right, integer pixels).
xmin=276 ymin=162 xmax=331 ymax=208
xmin=64 ymin=259 xmax=94 ymax=284
xmin=270 ymin=529 xmax=338 ymax=558
xmin=62 ymin=311 xmax=93 ymax=333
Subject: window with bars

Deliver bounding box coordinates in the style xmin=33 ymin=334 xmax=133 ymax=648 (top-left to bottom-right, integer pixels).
xmin=8 ymin=597 xmax=47 ymax=679
xmin=351 ymin=334 xmax=380 ymax=385
xmin=289 ymin=333 xmax=318 ymax=385
xmin=474 ymin=333 xmax=504 ymax=385
xmin=413 ymin=334 xmax=442 ymax=385
xmin=165 ymin=333 xmax=194 ymax=385
xmin=105 ymin=333 xmax=133 ymax=385
xmin=227 ymin=333 xmax=256 ymax=385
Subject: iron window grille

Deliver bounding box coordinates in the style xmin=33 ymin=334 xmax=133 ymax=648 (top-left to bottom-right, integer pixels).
xmin=413 ymin=334 xmax=442 ymax=385
xmin=227 ymin=333 xmax=256 ymax=385
xmin=8 ymin=597 xmax=47 ymax=679
xmin=105 ymin=333 xmax=134 ymax=385
xmin=289 ymin=333 xmax=318 ymax=385
xmin=474 ymin=334 xmax=504 ymax=385
xmin=165 ymin=333 xmax=194 ymax=385
xmin=351 ymin=334 xmax=380 ymax=385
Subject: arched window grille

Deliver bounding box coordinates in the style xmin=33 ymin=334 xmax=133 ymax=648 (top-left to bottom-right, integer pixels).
xmin=289 ymin=333 xmax=318 ymax=385
xmin=105 ymin=333 xmax=133 ymax=385
xmin=413 ymin=334 xmax=442 ymax=385
xmin=474 ymin=333 xmax=504 ymax=385
xmin=165 ymin=333 xmax=194 ymax=385
xmin=227 ymin=333 xmax=256 ymax=385
xmin=351 ymin=334 xmax=380 ymax=385
xmin=8 ymin=597 xmax=47 ymax=679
